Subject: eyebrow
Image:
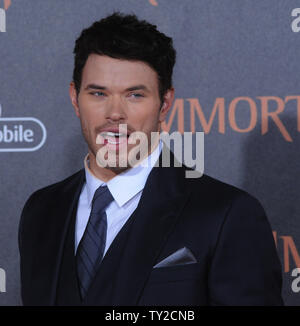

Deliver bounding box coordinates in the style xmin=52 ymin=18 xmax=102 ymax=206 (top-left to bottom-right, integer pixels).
xmin=84 ymin=84 xmax=150 ymax=92
xmin=125 ymin=85 xmax=149 ymax=92
xmin=84 ymin=84 xmax=106 ymax=91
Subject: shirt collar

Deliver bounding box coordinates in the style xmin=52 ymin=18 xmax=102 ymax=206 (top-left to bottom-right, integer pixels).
xmin=84 ymin=140 xmax=163 ymax=208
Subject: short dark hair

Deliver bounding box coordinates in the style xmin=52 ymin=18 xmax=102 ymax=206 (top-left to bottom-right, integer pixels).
xmin=72 ymin=12 xmax=176 ymax=103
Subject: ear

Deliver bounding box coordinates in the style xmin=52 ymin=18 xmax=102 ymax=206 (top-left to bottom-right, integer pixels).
xmin=159 ymin=88 xmax=175 ymax=123
xmin=69 ymin=82 xmax=80 ymax=117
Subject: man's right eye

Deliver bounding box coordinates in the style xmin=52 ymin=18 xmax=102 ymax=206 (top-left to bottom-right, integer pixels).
xmin=90 ymin=92 xmax=105 ymax=97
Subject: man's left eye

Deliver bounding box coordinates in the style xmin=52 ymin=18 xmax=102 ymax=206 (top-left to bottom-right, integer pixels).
xmin=130 ymin=93 xmax=144 ymax=98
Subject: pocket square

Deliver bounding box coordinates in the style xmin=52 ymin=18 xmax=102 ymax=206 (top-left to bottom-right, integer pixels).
xmin=153 ymin=247 xmax=197 ymax=268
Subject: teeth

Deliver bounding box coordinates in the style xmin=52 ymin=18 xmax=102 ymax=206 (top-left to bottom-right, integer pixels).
xmin=103 ymin=131 xmax=126 ymax=137
xmin=107 ymin=139 xmax=119 ymax=144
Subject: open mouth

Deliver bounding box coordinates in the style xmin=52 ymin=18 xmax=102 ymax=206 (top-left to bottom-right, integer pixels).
xmin=101 ymin=131 xmax=129 ymax=145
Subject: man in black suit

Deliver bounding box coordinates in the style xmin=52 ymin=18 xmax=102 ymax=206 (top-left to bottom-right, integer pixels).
xmin=18 ymin=12 xmax=283 ymax=306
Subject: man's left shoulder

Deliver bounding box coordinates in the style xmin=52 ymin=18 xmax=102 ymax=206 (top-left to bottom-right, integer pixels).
xmin=183 ymin=167 xmax=265 ymax=215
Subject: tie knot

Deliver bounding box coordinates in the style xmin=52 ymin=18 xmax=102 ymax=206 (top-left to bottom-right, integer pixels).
xmin=91 ymin=185 xmax=114 ymax=214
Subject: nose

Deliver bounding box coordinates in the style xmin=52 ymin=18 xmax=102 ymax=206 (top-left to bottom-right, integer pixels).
xmin=105 ymin=95 xmax=127 ymax=123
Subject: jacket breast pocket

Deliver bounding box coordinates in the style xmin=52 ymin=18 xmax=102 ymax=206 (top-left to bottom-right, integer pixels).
xmin=147 ymin=262 xmax=204 ymax=284
xmin=139 ymin=262 xmax=208 ymax=305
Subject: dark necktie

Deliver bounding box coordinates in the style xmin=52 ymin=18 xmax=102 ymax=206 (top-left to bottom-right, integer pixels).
xmin=76 ymin=185 xmax=114 ymax=299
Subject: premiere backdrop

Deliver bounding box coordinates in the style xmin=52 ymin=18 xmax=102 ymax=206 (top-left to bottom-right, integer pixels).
xmin=0 ymin=0 xmax=300 ymax=305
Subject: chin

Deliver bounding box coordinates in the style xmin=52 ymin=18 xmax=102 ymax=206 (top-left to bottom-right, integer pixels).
xmin=106 ymin=165 xmax=131 ymax=174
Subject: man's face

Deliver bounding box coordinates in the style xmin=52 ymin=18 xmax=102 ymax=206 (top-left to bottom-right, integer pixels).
xmin=70 ymin=54 xmax=173 ymax=172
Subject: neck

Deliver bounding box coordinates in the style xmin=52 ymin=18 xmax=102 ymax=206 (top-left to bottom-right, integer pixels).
xmin=88 ymin=154 xmax=129 ymax=182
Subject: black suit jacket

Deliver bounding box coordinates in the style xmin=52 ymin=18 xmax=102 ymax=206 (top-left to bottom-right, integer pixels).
xmin=18 ymin=150 xmax=283 ymax=306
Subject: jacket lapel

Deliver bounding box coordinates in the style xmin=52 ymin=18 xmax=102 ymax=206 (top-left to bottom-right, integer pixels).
xmin=46 ymin=170 xmax=85 ymax=305
xmin=111 ymin=148 xmax=192 ymax=305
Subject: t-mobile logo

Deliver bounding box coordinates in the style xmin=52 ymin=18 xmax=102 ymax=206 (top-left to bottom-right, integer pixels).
xmin=0 ymin=0 xmax=11 ymax=32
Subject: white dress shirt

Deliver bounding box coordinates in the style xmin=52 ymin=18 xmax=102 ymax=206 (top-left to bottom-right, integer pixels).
xmin=75 ymin=140 xmax=163 ymax=257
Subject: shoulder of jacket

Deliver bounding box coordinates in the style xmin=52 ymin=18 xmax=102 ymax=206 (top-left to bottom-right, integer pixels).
xmin=184 ymin=169 xmax=263 ymax=209
xmin=23 ymin=169 xmax=84 ymax=207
